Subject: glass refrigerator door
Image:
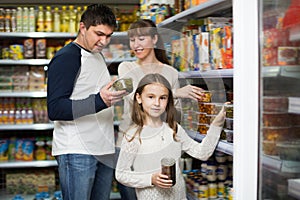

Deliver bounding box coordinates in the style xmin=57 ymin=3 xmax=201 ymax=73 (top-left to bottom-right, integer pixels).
xmin=233 ymin=0 xmax=300 ymax=199
xmin=260 ymin=0 xmax=300 ymax=199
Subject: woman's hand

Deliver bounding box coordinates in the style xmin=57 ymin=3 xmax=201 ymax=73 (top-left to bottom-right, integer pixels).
xmin=151 ymin=172 xmax=173 ymax=188
xmin=174 ymin=85 xmax=205 ymax=101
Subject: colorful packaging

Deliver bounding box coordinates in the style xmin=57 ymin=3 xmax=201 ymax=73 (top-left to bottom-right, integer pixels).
xmin=23 ymin=38 xmax=34 ymax=58
xmin=171 ymin=35 xmax=181 ymax=71
xmin=35 ymin=39 xmax=46 ymax=58
xmin=278 ymin=46 xmax=298 ymax=65
xmin=199 ymin=32 xmax=210 ymax=70
xmin=15 ymin=139 xmax=34 ymax=161
xmin=9 ymin=44 xmax=24 ymax=60
xmin=0 ymin=139 xmax=9 ymax=161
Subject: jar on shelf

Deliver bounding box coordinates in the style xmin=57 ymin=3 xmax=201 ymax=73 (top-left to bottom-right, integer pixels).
xmin=217 ymin=181 xmax=225 ymax=198
xmin=198 ymin=178 xmax=208 ymax=200
xmin=35 ymin=139 xmax=46 ymax=160
xmin=36 ymin=6 xmax=44 ymax=32
xmin=206 ymin=159 xmax=217 ymax=182
xmin=208 ymin=181 xmax=217 ymax=199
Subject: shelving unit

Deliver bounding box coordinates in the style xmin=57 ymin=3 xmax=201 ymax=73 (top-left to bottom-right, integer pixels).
xmin=0 ymin=91 xmax=47 ymax=98
xmin=263 ymin=155 xmax=300 ymax=173
xmin=158 ymin=0 xmax=233 ymax=160
xmin=0 ymin=123 xmax=54 ymax=131
xmin=179 ymin=69 xmax=233 ymax=79
xmin=262 ymin=65 xmax=300 ymax=78
xmin=0 ymin=190 xmax=121 ymax=200
xmin=157 ymin=0 xmax=232 ymax=30
xmin=0 ymin=160 xmax=57 ymax=168
xmin=0 ymin=31 xmax=127 ymax=38
xmin=187 ymin=130 xmax=233 ymax=155
xmin=0 ymin=24 xmax=130 ymax=200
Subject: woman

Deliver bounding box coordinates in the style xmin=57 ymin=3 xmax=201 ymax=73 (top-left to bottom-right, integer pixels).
xmin=115 ymin=19 xmax=206 ymax=199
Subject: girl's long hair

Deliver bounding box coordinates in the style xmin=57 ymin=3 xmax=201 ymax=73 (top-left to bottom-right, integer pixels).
xmin=129 ymin=73 xmax=177 ymax=142
xmin=127 ymin=19 xmax=170 ymax=65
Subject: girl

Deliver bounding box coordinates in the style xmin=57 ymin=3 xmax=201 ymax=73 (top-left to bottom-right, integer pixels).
xmin=115 ymin=73 xmax=225 ymax=200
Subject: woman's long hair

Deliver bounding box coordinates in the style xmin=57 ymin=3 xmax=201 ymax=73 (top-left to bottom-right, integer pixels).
xmin=127 ymin=19 xmax=170 ymax=65
xmin=128 ymin=73 xmax=177 ymax=142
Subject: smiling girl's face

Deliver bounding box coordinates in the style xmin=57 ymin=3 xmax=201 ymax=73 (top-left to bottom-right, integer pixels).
xmin=136 ymin=82 xmax=169 ymax=121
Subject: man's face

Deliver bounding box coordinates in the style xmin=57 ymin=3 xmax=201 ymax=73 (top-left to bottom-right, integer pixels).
xmin=79 ymin=23 xmax=114 ymax=53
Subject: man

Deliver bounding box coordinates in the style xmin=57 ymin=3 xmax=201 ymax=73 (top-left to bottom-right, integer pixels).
xmin=47 ymin=4 xmax=126 ymax=200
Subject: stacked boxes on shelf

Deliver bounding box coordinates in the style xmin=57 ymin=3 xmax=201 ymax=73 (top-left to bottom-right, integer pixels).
xmin=168 ymin=17 xmax=233 ymax=72
xmin=6 ymin=169 xmax=55 ymax=195
xmin=0 ymin=66 xmax=46 ymax=92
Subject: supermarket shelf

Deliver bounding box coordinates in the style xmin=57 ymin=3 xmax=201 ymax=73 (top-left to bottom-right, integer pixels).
xmin=0 ymin=123 xmax=54 ymax=130
xmin=0 ymin=91 xmax=47 ymax=98
xmin=0 ymin=59 xmax=50 ymax=65
xmin=288 ymin=97 xmax=300 ymax=114
xmin=179 ymin=65 xmax=300 ymax=79
xmin=288 ymin=179 xmax=300 ymax=200
xmin=263 ymin=65 xmax=300 ymax=78
xmin=187 ymin=130 xmax=233 ymax=155
xmin=0 ymin=31 xmax=127 ymax=38
xmin=179 ymin=69 xmax=233 ymax=79
xmin=106 ymin=57 xmax=136 ymax=63
xmin=0 ymin=189 xmax=121 ymax=200
xmin=262 ymin=155 xmax=300 ymax=173
xmin=0 ymin=122 xmax=123 ymax=130
xmin=157 ymin=0 xmax=232 ymax=30
xmin=0 ymin=160 xmax=57 ymax=168
xmin=0 ymin=57 xmax=134 ymax=65
xmin=0 ymin=32 xmax=76 ymax=38
xmin=0 ymin=0 xmax=138 ymax=5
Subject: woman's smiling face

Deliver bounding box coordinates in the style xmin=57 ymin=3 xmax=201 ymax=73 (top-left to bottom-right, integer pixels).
xmin=129 ymin=34 xmax=157 ymax=60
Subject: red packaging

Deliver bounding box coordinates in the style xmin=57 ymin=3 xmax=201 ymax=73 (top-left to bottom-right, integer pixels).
xmin=263 ymin=112 xmax=291 ymax=127
xmin=263 ymin=47 xmax=278 ymax=66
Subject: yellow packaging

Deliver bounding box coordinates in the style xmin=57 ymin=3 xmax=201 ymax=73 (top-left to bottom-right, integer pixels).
xmin=9 ymin=44 xmax=24 ymax=60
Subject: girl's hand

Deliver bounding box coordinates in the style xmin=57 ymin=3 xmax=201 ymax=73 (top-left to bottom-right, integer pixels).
xmin=211 ymin=104 xmax=227 ymax=127
xmin=151 ymin=172 xmax=173 ymax=188
xmin=175 ymin=85 xmax=205 ymax=101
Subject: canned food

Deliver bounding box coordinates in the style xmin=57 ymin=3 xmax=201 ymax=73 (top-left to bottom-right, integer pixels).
xmin=112 ymin=78 xmax=133 ymax=93
xmin=224 ymin=104 xmax=234 ymax=118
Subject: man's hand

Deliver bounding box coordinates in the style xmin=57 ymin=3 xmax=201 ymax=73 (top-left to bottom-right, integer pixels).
xmin=100 ymin=81 xmax=127 ymax=107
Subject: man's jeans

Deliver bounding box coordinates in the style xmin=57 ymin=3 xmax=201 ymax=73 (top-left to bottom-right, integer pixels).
xmin=56 ymin=154 xmax=114 ymax=200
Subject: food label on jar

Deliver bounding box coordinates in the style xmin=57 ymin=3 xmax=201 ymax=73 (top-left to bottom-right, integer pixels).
xmin=198 ymin=185 xmax=208 ymax=198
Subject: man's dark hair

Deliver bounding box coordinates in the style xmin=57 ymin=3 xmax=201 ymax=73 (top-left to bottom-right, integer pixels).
xmin=80 ymin=4 xmax=117 ymax=30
